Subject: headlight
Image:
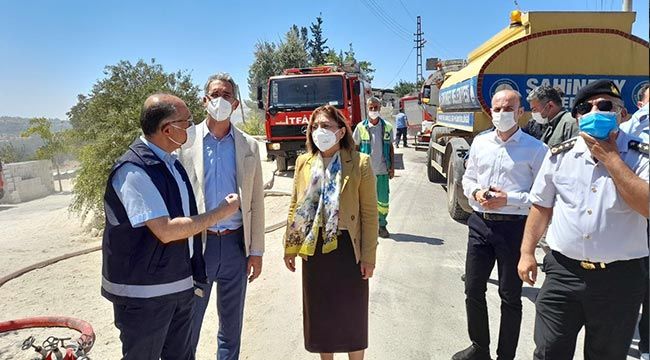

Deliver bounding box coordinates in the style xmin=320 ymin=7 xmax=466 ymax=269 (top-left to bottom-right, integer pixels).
xmin=270 ymin=143 xmax=281 ymax=150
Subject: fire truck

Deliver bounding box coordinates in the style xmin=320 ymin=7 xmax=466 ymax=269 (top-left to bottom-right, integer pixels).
xmin=257 ymin=64 xmax=372 ymax=171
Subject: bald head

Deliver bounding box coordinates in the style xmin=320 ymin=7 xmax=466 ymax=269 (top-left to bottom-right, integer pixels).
xmin=140 ymin=93 xmax=190 ymax=136
xmin=492 ymin=89 xmax=522 ymax=109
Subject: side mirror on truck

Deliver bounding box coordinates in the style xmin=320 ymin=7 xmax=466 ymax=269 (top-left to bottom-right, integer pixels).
xmin=256 ymin=85 xmax=264 ymax=110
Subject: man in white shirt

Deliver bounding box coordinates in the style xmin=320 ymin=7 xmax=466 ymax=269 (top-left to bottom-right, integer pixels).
xmin=518 ymin=80 xmax=649 ymax=360
xmin=620 ymin=83 xmax=649 ymax=142
xmin=453 ymin=89 xmax=547 ymax=360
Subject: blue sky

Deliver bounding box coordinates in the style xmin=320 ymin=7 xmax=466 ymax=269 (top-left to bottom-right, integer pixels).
xmin=1 ymin=0 xmax=648 ymax=120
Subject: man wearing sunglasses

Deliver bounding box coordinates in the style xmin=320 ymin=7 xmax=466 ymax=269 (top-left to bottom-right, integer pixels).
xmin=102 ymin=93 xmax=241 ymax=360
xmin=518 ymin=80 xmax=649 ymax=360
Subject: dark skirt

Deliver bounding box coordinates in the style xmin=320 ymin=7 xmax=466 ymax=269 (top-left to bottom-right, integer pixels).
xmin=302 ymin=230 xmax=369 ymax=353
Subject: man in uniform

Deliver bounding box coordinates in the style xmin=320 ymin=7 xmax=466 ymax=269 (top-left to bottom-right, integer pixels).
xmin=620 ymin=83 xmax=649 ymax=142
xmin=620 ymin=82 xmax=649 ymax=360
xmin=353 ymin=96 xmax=394 ymax=238
xmin=518 ymin=80 xmax=649 ymax=359
xmin=102 ymin=94 xmax=240 ymax=359
xmin=454 ymin=89 xmax=547 ymax=360
xmin=525 ymin=85 xmax=578 ymax=147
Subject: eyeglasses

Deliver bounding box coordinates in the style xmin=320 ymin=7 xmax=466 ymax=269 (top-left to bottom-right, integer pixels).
xmin=574 ymin=100 xmax=614 ymax=115
xmin=165 ymin=117 xmax=193 ymax=128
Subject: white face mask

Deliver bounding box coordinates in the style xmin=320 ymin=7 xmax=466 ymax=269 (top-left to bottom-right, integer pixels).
xmin=368 ymin=111 xmax=380 ymax=120
xmin=312 ymin=128 xmax=341 ymax=152
xmin=491 ymin=110 xmax=517 ymax=132
xmin=531 ymin=112 xmax=549 ymax=125
xmin=168 ymin=122 xmax=196 ymax=149
xmin=207 ymin=97 xmax=232 ymax=122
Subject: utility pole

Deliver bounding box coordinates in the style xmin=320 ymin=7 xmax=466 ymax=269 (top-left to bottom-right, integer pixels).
xmin=414 ymin=16 xmax=424 ymax=85
xmin=622 ymin=0 xmax=632 ymax=11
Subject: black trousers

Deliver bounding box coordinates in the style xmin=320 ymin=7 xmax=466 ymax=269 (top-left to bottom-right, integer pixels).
xmin=464 ymin=212 xmax=526 ymax=360
xmin=533 ymin=251 xmax=645 ymax=360
xmin=395 ymin=127 xmax=408 ymax=147
xmin=113 ymin=290 xmax=195 ymax=360
xmin=640 ymin=256 xmax=649 ymax=354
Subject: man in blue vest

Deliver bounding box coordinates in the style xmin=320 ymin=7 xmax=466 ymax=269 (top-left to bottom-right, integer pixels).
xmin=102 ymin=93 xmax=240 ymax=360
xmin=353 ymin=96 xmax=395 ymax=238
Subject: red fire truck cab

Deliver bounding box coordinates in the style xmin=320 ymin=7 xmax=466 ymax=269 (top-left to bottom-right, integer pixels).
xmin=257 ymin=65 xmax=372 ymax=171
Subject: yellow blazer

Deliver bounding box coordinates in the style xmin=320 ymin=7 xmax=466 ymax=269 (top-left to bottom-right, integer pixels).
xmin=285 ymin=149 xmax=378 ymax=264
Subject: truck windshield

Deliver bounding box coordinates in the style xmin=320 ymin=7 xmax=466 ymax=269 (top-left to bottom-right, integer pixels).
xmin=269 ymin=76 xmax=344 ymax=110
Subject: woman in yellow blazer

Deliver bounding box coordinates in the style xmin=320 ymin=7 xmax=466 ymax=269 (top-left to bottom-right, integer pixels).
xmin=284 ymin=105 xmax=378 ymax=360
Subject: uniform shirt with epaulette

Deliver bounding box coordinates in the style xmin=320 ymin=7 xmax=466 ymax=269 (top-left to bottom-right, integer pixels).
xmin=529 ymin=131 xmax=649 ymax=263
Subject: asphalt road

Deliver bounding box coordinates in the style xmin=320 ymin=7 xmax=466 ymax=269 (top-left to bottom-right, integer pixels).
xmin=0 ymin=144 xmax=643 ymax=360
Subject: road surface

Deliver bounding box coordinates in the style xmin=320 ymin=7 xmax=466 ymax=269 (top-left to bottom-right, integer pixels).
xmin=0 ymin=145 xmax=643 ymax=359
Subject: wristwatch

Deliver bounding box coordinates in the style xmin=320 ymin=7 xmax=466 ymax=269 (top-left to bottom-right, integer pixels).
xmin=471 ymin=188 xmax=481 ymax=201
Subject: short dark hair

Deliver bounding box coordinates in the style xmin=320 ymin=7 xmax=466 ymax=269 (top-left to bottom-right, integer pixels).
xmin=139 ymin=100 xmax=177 ymax=136
xmin=526 ymin=85 xmax=563 ymax=107
xmin=306 ymin=105 xmax=355 ymax=154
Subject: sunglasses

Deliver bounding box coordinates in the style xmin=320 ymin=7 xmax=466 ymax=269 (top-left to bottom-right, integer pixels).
xmin=574 ymin=100 xmax=614 ymax=116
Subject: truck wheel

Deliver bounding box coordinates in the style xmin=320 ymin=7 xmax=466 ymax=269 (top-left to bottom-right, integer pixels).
xmin=427 ymin=146 xmax=445 ymax=183
xmin=447 ymin=160 xmax=470 ymax=222
xmin=276 ymin=156 xmax=288 ymax=172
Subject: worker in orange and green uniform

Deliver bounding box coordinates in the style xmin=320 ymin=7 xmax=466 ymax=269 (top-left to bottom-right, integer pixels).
xmin=353 ymin=96 xmax=394 ymax=238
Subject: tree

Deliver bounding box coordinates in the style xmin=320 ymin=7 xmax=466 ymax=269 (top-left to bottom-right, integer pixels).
xmin=308 ymin=15 xmax=328 ymax=66
xmin=394 ymin=80 xmax=418 ymax=98
xmin=324 ymin=49 xmax=342 ymax=65
xmin=359 ymin=60 xmax=376 ymax=82
xmin=68 ymin=59 xmax=204 ymax=221
xmin=277 ymin=27 xmax=309 ymax=72
xmin=21 ymin=118 xmax=69 ymax=192
xmin=0 ymin=143 xmax=29 ymax=163
xmin=247 ymin=41 xmax=279 ymax=114
xmin=344 ymin=43 xmax=356 ymax=64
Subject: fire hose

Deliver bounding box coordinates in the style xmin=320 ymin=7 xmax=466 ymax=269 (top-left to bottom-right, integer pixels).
xmin=0 ymin=316 xmax=95 ymax=359
xmin=0 ymin=181 xmax=291 ymax=358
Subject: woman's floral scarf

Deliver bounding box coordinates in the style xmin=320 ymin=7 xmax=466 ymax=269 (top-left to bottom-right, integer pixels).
xmin=285 ymin=152 xmax=341 ymax=257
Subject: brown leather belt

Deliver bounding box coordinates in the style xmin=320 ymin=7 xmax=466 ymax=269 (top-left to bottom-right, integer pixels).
xmin=206 ymin=227 xmax=242 ymax=236
xmin=475 ymin=212 xmax=527 ymax=222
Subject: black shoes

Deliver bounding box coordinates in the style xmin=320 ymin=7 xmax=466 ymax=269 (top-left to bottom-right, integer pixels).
xmin=378 ymin=226 xmax=390 ymax=238
xmin=452 ymin=344 xmax=491 ymax=360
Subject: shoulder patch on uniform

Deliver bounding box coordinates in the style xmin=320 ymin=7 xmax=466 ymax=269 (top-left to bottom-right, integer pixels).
xmin=550 ymin=138 xmax=577 ymax=156
xmin=628 ymin=140 xmax=649 ymax=156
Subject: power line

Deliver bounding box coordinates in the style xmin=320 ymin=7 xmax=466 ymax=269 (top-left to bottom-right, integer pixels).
xmin=360 ymin=0 xmax=410 ymax=42
xmin=361 ymin=0 xmax=411 ymax=38
xmin=399 ymin=0 xmax=414 ymax=19
xmin=369 ymin=0 xmax=411 ymax=36
xmin=385 ymin=47 xmax=415 ymax=88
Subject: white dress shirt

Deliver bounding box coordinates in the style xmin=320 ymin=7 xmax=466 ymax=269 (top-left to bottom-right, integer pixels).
xmin=529 ymin=131 xmax=649 ymax=263
xmin=620 ymin=103 xmax=649 ymax=142
xmin=462 ymin=128 xmax=548 ymax=215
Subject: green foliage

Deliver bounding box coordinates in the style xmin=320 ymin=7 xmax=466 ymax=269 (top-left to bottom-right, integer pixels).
xmin=21 ymin=117 xmax=68 ymax=163
xmin=394 ymin=80 xmax=421 ymax=98
xmin=247 ymin=41 xmax=279 ymax=114
xmin=0 ymin=143 xmax=30 ymax=163
xmin=308 ymin=15 xmax=328 ymax=66
xmin=236 ymin=112 xmax=266 ymax=136
xmin=68 ymin=59 xmax=203 ymax=220
xmin=277 ymin=27 xmax=309 ymax=71
xmin=324 ymin=49 xmax=342 ymax=65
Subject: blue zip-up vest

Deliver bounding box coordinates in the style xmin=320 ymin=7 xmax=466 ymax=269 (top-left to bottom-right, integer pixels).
xmin=102 ymin=138 xmax=206 ymax=303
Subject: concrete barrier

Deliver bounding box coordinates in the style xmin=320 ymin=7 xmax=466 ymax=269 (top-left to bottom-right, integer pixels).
xmin=0 ymin=160 xmax=54 ymax=204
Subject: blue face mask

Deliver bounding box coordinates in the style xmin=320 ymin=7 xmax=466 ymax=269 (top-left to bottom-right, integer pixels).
xmin=579 ymin=111 xmax=618 ymax=140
